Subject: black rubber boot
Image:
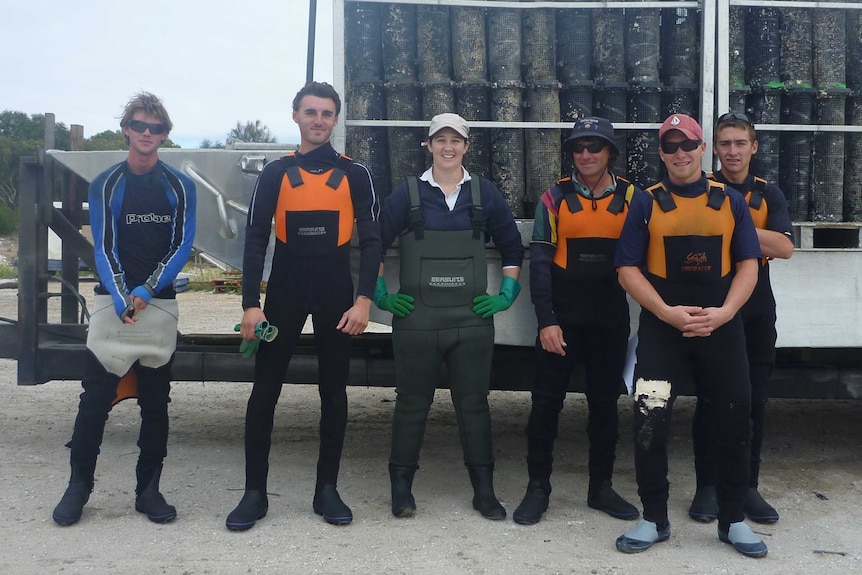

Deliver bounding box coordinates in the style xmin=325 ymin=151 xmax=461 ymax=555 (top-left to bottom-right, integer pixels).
xmin=52 ymin=467 xmax=94 ymax=526
xmin=389 ymin=463 xmax=418 ymax=518
xmin=512 ymin=481 xmax=551 ymax=525
xmin=134 ymin=465 xmax=177 ymax=523
xmin=313 ymin=484 xmax=353 ymax=525
xmin=688 ymin=484 xmax=719 ymax=522
xmin=226 ymin=490 xmax=269 ymax=531
xmin=744 ymin=487 xmax=779 ymax=524
xmin=588 ymin=480 xmax=640 ymax=520
xmin=467 ymin=465 xmax=506 ymax=520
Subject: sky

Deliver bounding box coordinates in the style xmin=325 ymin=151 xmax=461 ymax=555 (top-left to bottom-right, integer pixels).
xmin=1 ymin=0 xmax=334 ymax=148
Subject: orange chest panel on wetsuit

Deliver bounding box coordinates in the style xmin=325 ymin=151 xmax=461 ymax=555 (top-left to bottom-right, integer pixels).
xmin=274 ymin=154 xmax=355 ymax=253
xmin=746 ymin=191 xmax=768 ymax=230
xmin=552 ymin=178 xmax=630 ymax=283
xmin=645 ymin=184 xmax=735 ymax=283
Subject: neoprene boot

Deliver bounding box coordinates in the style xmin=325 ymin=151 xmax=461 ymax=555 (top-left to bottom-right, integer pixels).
xmin=389 ymin=463 xmax=418 ymax=518
xmin=313 ymin=484 xmax=353 ymax=525
xmin=52 ymin=466 xmax=94 ymax=526
xmin=512 ymin=480 xmax=551 ymax=525
xmin=226 ymin=490 xmax=269 ymax=531
xmin=588 ymin=480 xmax=640 ymax=520
xmin=689 ymin=484 xmax=719 ymax=522
xmin=134 ymin=465 xmax=177 ymax=523
xmin=467 ymin=465 xmax=506 ymax=520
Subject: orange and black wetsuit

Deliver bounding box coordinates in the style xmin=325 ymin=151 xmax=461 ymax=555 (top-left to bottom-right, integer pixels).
xmin=614 ymin=175 xmax=761 ymax=529
xmin=239 ymin=143 xmax=381 ymax=495
xmin=692 ymin=173 xmax=794 ymax=492
xmin=527 ymin=173 xmax=640 ymax=496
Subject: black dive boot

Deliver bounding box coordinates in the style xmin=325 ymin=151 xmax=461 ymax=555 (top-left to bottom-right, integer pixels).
xmin=467 ymin=465 xmax=506 ymax=520
xmin=226 ymin=490 xmax=269 ymax=531
xmin=389 ymin=463 xmax=418 ymax=518
xmin=53 ymin=467 xmax=94 ymax=526
xmin=513 ymin=481 xmax=551 ymax=525
xmin=587 ymin=480 xmax=639 ymax=520
xmin=135 ymin=465 xmax=177 ymax=523
xmin=313 ymin=484 xmax=353 ymax=525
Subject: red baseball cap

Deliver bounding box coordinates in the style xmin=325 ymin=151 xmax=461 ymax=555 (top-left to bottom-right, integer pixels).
xmin=659 ymin=113 xmax=704 ymax=142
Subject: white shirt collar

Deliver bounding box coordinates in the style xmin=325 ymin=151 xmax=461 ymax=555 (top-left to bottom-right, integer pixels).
xmin=420 ymin=167 xmax=471 ymax=210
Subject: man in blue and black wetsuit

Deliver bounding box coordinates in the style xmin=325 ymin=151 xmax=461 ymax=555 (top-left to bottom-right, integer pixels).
xmin=53 ymin=92 xmax=197 ymax=526
xmin=225 ymin=81 xmax=381 ymax=530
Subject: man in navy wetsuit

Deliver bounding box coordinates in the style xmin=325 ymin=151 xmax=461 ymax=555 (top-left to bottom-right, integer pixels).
xmin=613 ymin=114 xmax=767 ymax=558
xmin=53 ymin=92 xmax=196 ymax=526
xmin=226 ymin=81 xmax=381 ymax=530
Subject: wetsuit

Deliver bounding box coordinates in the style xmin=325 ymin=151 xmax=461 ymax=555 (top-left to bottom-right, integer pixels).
xmin=239 ymin=143 xmax=381 ymax=494
xmin=379 ymin=168 xmax=523 ymax=467
xmin=614 ymin=175 xmax=761 ymax=528
xmin=693 ymin=173 xmax=794 ymax=490
xmin=527 ymin=173 xmax=640 ymax=492
xmin=73 ymin=160 xmax=196 ymax=492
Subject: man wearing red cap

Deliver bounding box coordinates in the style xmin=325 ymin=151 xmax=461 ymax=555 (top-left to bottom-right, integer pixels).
xmin=613 ymin=114 xmax=767 ymax=558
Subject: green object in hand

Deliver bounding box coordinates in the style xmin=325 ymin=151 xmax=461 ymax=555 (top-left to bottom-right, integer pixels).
xmin=373 ymin=276 xmax=414 ymax=318
xmin=239 ymin=337 xmax=260 ymax=359
xmin=472 ymin=276 xmax=521 ymax=318
xmin=233 ymin=320 xmax=279 ymax=358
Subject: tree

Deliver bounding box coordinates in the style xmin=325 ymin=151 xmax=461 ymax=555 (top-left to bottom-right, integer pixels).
xmin=0 ymin=111 xmax=71 ymax=211
xmin=84 ymin=130 xmax=126 ymax=151
xmin=227 ymin=120 xmax=276 ymax=143
xmin=200 ymin=138 xmax=226 ymax=149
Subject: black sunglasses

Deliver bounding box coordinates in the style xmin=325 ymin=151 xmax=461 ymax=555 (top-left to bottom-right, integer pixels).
xmin=716 ymin=112 xmax=753 ymax=125
xmin=571 ymin=141 xmax=607 ymax=154
xmin=128 ymin=119 xmax=168 ymax=135
xmin=660 ymin=139 xmax=702 ymax=154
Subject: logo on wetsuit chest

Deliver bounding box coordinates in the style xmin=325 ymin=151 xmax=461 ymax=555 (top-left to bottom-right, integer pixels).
xmin=126 ymin=213 xmax=172 ymax=224
xmin=682 ymin=251 xmax=712 ymax=272
xmin=297 ymin=226 xmax=328 ymax=237
xmin=429 ymin=276 xmax=466 ymax=288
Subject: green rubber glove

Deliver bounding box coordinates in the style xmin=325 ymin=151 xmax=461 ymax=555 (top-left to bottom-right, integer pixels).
xmin=472 ymin=275 xmax=521 ymax=318
xmin=373 ymin=276 xmax=414 ymax=318
xmin=233 ymin=321 xmax=278 ymax=359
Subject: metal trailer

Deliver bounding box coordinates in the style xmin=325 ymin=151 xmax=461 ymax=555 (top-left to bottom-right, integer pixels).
xmin=5 ymin=1 xmax=862 ymax=398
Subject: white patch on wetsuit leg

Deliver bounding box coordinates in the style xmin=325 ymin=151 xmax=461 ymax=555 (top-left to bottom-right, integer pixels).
xmin=636 ymin=379 xmax=671 ymax=414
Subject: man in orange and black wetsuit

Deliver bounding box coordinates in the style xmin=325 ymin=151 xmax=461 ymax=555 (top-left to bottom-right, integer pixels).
xmin=513 ymin=117 xmax=641 ymax=526
xmin=225 ymin=82 xmax=381 ymax=531
xmin=689 ymin=112 xmax=794 ymax=525
xmin=613 ymin=114 xmax=767 ymax=558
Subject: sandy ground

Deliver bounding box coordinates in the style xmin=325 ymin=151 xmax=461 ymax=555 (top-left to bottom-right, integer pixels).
xmin=0 ymin=288 xmax=860 ymax=574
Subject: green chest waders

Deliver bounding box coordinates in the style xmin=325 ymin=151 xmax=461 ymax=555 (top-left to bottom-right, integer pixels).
xmin=388 ymin=177 xmax=496 ymax=468
xmin=394 ymin=177 xmax=492 ymax=331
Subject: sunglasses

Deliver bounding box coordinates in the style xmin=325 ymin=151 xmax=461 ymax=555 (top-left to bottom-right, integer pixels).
xmin=128 ymin=120 xmax=167 ymax=135
xmin=571 ymin=141 xmax=607 ymax=154
xmin=716 ymin=112 xmax=753 ymax=125
xmin=660 ymin=139 xmax=702 ymax=154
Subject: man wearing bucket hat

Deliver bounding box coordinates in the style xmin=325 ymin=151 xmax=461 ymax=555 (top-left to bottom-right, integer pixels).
xmin=688 ymin=112 xmax=794 ymax=524
xmin=375 ymin=112 xmax=523 ymax=520
xmin=613 ymin=113 xmax=767 ymax=558
xmin=513 ymin=117 xmax=642 ymax=526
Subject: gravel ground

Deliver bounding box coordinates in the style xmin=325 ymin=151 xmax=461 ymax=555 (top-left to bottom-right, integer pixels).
xmin=0 ymin=288 xmax=860 ymax=574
